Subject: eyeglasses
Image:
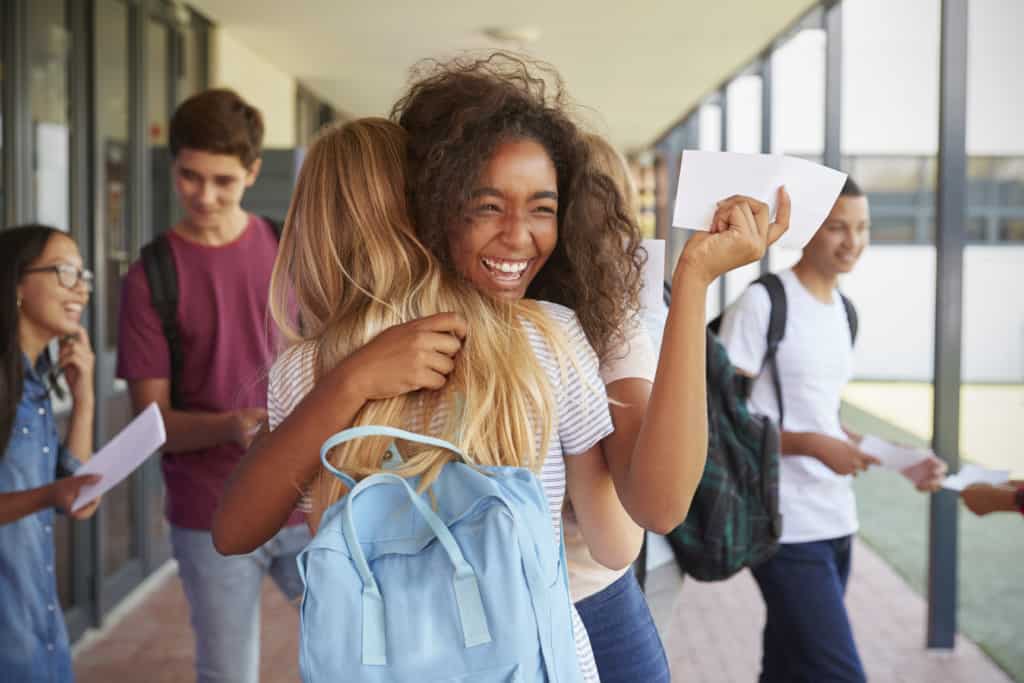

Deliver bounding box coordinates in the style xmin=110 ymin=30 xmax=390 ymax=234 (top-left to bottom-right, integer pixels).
xmin=23 ymin=264 xmax=95 ymax=292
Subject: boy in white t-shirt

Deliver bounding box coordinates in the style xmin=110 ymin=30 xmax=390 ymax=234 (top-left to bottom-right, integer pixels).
xmin=719 ymin=178 xmax=946 ymax=683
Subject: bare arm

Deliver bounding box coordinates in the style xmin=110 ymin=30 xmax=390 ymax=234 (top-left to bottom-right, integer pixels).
xmin=600 ymin=271 xmax=710 ymax=534
xmin=59 ymin=327 xmax=95 ymax=462
xmin=0 ymin=474 xmax=101 ymax=525
xmin=127 ymin=378 xmax=260 ymax=454
xmin=599 ymin=192 xmax=791 ymax=534
xmin=564 ymin=445 xmax=644 ymax=570
xmin=213 ymin=363 xmax=367 ymax=554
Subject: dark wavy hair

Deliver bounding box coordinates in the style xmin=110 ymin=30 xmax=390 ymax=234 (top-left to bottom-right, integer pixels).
xmin=0 ymin=225 xmax=65 ymax=458
xmin=392 ymin=52 xmax=644 ymax=362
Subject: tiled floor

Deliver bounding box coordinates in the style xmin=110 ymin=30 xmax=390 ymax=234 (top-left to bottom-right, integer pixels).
xmin=74 ymin=539 xmax=1014 ymax=682
xmin=647 ymin=538 xmax=1014 ymax=683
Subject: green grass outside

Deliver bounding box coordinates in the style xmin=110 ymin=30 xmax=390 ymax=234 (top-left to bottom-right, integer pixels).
xmin=841 ymin=401 xmax=1024 ymax=682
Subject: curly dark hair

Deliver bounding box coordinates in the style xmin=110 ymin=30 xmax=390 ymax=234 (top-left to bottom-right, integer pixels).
xmin=391 ymin=52 xmax=644 ymax=363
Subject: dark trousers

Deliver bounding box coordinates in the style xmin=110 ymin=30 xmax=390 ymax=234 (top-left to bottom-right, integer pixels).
xmin=575 ymin=568 xmax=671 ymax=683
xmin=751 ymin=535 xmax=867 ymax=683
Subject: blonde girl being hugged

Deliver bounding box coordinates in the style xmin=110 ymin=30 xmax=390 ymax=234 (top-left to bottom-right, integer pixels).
xmin=213 ymin=118 xmax=639 ymax=680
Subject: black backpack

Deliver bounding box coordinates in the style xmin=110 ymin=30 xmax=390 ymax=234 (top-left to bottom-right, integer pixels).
xmin=140 ymin=216 xmax=281 ymax=409
xmin=663 ymin=273 xmax=857 ymax=581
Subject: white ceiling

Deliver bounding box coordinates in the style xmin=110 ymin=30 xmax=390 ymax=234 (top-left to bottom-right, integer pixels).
xmin=187 ymin=0 xmax=819 ymax=151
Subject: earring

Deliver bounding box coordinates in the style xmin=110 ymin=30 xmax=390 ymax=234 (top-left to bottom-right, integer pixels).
xmin=16 ymin=297 xmax=22 ymax=308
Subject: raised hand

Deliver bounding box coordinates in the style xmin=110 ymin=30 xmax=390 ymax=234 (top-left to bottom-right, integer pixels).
xmin=59 ymin=326 xmax=95 ymax=406
xmin=678 ymin=187 xmax=791 ymax=285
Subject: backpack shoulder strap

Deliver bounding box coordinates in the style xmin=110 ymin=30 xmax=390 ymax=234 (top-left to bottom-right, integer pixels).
xmin=753 ymin=273 xmax=787 ymax=426
xmin=141 ymin=233 xmax=185 ymax=409
xmin=840 ymin=292 xmax=858 ymax=345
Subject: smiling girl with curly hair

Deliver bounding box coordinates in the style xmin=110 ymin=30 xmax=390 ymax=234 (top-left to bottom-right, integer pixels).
xmin=391 ymin=52 xmax=790 ymax=682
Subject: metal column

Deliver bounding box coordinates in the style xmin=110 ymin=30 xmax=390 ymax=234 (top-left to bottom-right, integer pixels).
xmin=928 ymin=0 xmax=968 ymax=650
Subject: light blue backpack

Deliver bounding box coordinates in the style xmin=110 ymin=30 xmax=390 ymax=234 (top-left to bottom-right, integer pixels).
xmin=297 ymin=425 xmax=584 ymax=683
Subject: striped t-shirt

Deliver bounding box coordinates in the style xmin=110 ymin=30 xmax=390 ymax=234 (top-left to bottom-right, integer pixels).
xmin=267 ymin=300 xmax=613 ymax=682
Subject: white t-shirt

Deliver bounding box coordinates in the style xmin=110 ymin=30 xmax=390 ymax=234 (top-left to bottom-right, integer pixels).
xmin=564 ymin=312 xmax=660 ymax=602
xmin=266 ymin=300 xmax=612 ymax=682
xmin=718 ymin=269 xmax=858 ymax=544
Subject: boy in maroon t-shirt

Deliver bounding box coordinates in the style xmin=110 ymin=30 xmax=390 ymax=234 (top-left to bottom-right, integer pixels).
xmin=117 ymin=89 xmax=308 ymax=683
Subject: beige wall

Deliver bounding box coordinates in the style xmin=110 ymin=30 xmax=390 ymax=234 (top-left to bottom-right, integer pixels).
xmin=209 ymin=28 xmax=296 ymax=148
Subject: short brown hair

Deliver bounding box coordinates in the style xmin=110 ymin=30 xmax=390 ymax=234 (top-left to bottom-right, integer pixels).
xmin=169 ymin=88 xmax=264 ymax=167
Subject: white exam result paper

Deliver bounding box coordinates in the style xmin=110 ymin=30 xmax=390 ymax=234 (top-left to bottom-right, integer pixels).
xmin=640 ymin=239 xmax=666 ymax=313
xmin=71 ymin=402 xmax=166 ymax=512
xmin=672 ymin=151 xmax=848 ymax=250
xmin=860 ymin=434 xmax=930 ymax=471
xmin=941 ymin=463 xmax=1010 ymax=492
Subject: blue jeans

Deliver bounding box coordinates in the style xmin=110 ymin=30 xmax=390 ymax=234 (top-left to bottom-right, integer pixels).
xmin=751 ymin=535 xmax=866 ymax=683
xmin=170 ymin=523 xmax=310 ymax=683
xmin=574 ymin=568 xmax=670 ymax=683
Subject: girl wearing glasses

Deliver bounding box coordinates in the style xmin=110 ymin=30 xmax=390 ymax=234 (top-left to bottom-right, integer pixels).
xmin=0 ymin=224 xmax=100 ymax=683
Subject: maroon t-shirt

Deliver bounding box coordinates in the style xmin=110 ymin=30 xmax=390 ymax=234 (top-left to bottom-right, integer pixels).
xmin=117 ymin=215 xmax=304 ymax=530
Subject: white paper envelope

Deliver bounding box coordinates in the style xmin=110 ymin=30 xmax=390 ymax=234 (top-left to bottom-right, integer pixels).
xmin=941 ymin=463 xmax=1010 ymax=492
xmin=72 ymin=403 xmax=166 ymax=511
xmin=640 ymin=239 xmax=666 ymax=313
xmin=860 ymin=435 xmax=931 ymax=471
xmin=672 ymin=150 xmax=848 ymax=250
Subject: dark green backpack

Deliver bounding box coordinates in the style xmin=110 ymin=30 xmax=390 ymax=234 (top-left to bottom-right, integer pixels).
xmin=664 ymin=273 xmax=858 ymax=581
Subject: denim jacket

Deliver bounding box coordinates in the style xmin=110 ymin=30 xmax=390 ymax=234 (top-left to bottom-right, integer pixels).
xmin=0 ymin=354 xmax=82 ymax=683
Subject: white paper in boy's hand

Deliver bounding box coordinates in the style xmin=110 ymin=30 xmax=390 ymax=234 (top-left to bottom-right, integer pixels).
xmin=860 ymin=435 xmax=931 ymax=471
xmin=71 ymin=403 xmax=166 ymax=512
xmin=941 ymin=464 xmax=1010 ymax=492
xmin=640 ymin=239 xmax=666 ymax=313
xmin=672 ymin=151 xmax=848 ymax=250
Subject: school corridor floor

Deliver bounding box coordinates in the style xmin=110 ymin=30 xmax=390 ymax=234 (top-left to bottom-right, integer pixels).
xmin=73 ymin=537 xmax=1014 ymax=682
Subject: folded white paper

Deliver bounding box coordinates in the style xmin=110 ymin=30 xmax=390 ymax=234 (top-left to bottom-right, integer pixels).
xmin=640 ymin=239 xmax=666 ymax=313
xmin=672 ymin=151 xmax=848 ymax=250
xmin=860 ymin=435 xmax=931 ymax=471
xmin=71 ymin=403 xmax=166 ymax=512
xmin=941 ymin=463 xmax=1010 ymax=492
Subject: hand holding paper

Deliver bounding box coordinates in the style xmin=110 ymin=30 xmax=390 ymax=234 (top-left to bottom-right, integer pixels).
xmin=860 ymin=435 xmax=931 ymax=471
xmin=941 ymin=463 xmax=1010 ymax=492
xmin=71 ymin=403 xmax=166 ymax=512
xmin=673 ymin=151 xmax=847 ymax=250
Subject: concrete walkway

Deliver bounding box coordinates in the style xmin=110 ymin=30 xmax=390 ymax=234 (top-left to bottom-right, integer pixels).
xmin=73 ymin=538 xmax=1013 ymax=682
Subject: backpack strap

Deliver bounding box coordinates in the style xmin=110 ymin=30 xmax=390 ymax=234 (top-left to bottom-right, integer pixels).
xmin=753 ymin=273 xmax=787 ymax=426
xmin=840 ymin=292 xmax=858 ymax=345
xmin=340 ymin=469 xmax=493 ymax=665
xmin=141 ymin=234 xmax=185 ymax=409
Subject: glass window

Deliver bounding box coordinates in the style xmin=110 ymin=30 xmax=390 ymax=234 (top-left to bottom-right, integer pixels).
xmin=726 ymin=75 xmax=762 ymax=155
xmin=772 ymin=24 xmax=825 ymax=161
xmin=177 ymin=20 xmax=207 ymax=104
xmin=149 ymin=20 xmax=175 ymax=232
xmin=999 ymin=218 xmax=1024 ymax=242
xmin=28 ymin=0 xmax=72 ymax=233
xmin=769 ymin=21 xmax=827 ymax=272
xmin=97 ymin=0 xmax=138 ymax=580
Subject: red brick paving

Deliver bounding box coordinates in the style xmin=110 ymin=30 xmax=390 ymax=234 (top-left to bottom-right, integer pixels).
xmin=74 ymin=538 xmax=1012 ymax=682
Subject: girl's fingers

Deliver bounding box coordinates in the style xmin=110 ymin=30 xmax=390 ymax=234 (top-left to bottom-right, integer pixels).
xmin=738 ymin=201 xmax=759 ymax=239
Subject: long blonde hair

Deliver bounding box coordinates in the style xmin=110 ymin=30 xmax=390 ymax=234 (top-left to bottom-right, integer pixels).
xmin=270 ymin=117 xmax=562 ymax=510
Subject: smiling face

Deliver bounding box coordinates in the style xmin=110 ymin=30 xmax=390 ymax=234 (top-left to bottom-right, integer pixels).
xmin=803 ymin=195 xmax=871 ymax=276
xmin=173 ymin=148 xmax=259 ymax=230
xmin=17 ymin=233 xmax=89 ymax=344
xmin=447 ymin=138 xmax=559 ymax=301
